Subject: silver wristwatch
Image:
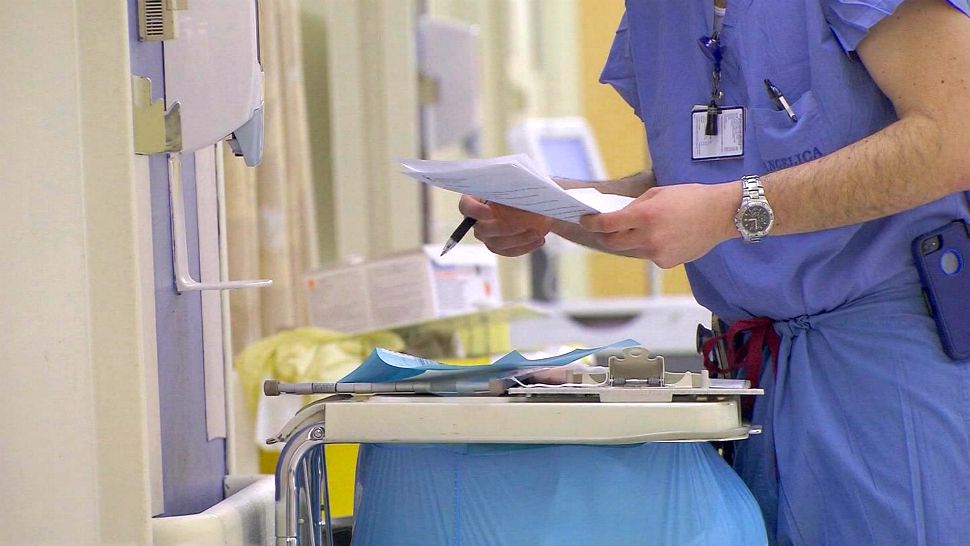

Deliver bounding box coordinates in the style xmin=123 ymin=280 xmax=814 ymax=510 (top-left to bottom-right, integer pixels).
xmin=734 ymin=175 xmax=774 ymax=243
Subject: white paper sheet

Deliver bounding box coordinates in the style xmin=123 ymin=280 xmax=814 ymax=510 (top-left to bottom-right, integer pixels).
xmin=564 ymin=188 xmax=636 ymax=214
xmin=400 ymin=154 xmax=633 ymax=223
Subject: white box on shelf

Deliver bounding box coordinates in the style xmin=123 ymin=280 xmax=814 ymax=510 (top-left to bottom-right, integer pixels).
xmin=305 ymin=244 xmax=501 ymax=333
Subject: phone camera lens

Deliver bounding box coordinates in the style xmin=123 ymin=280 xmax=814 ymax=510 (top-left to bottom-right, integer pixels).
xmin=941 ymin=250 xmax=962 ymax=275
xmin=921 ymin=236 xmax=941 ymax=255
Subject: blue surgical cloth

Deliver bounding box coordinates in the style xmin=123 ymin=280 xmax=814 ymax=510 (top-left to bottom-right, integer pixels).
xmin=352 ymin=442 xmax=767 ymax=546
xmin=602 ymin=2 xmax=970 ymax=544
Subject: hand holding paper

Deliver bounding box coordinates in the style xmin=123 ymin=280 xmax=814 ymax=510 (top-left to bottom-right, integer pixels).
xmin=400 ymin=154 xmax=633 ymax=223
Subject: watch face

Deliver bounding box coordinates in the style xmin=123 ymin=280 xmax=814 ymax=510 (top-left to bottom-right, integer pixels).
xmin=742 ymin=205 xmax=772 ymax=233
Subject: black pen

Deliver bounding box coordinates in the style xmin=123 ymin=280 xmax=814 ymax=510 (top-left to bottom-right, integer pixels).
xmin=763 ymin=78 xmax=798 ymax=123
xmin=440 ymin=200 xmax=488 ymax=256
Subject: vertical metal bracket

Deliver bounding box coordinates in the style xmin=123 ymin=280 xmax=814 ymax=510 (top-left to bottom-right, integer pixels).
xmin=168 ymin=153 xmax=272 ymax=293
xmin=132 ymin=75 xmax=182 ymax=154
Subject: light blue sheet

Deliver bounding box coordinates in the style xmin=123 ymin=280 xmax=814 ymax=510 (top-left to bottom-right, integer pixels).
xmin=338 ymin=339 xmax=639 ymax=384
xmin=353 ymin=442 xmax=767 ymax=546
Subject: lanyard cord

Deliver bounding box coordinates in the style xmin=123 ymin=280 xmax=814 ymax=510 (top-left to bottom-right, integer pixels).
xmin=698 ymin=32 xmax=724 ymax=135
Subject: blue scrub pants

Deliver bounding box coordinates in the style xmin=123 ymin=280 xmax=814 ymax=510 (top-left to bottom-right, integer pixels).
xmin=734 ymin=283 xmax=970 ymax=546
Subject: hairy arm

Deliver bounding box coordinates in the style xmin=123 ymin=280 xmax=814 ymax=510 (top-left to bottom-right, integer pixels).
xmin=582 ymin=0 xmax=970 ymax=267
xmin=556 ymin=170 xmax=657 ymax=197
xmin=763 ymin=0 xmax=970 ymax=235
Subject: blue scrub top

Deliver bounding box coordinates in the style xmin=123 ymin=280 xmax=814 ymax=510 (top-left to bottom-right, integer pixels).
xmin=602 ymin=0 xmax=970 ymax=323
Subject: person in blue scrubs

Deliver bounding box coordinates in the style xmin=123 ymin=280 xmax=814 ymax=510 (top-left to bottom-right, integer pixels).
xmin=460 ymin=0 xmax=970 ymax=544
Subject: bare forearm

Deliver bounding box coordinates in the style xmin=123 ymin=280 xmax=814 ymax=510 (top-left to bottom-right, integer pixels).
xmin=758 ymin=114 xmax=966 ymax=237
xmin=555 ymin=170 xmax=656 ymax=198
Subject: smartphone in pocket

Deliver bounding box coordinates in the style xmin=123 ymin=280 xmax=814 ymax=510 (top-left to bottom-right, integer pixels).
xmin=912 ymin=220 xmax=970 ymax=360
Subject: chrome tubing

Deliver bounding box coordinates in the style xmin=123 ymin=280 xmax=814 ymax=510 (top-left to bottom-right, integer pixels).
xmin=275 ymin=424 xmax=326 ymax=546
xmin=265 ymin=394 xmax=343 ymax=447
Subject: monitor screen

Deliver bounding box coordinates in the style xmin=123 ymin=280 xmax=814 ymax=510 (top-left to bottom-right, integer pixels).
xmin=538 ymin=136 xmax=595 ymax=180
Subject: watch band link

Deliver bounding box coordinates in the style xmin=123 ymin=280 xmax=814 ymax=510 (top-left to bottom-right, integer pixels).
xmin=741 ymin=175 xmax=765 ymax=201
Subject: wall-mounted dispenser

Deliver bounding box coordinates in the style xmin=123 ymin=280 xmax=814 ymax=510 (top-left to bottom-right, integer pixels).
xmin=135 ymin=0 xmax=271 ymax=293
xmin=161 ymin=0 xmax=265 ymax=166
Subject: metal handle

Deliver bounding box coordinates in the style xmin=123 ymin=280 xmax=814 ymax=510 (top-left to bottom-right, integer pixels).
xmin=168 ymin=153 xmax=272 ymax=292
xmin=275 ymin=425 xmax=336 ymax=546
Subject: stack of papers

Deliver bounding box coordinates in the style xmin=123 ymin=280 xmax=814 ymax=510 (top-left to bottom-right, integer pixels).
xmin=400 ymin=154 xmax=633 ymax=223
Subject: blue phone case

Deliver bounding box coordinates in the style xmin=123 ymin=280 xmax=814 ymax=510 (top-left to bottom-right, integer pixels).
xmin=912 ymin=220 xmax=970 ymax=361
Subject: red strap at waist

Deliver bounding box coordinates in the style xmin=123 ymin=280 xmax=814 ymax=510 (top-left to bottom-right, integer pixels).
xmin=700 ymin=317 xmax=780 ymax=390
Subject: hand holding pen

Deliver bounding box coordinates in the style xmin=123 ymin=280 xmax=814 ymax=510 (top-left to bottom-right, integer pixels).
xmin=448 ymin=196 xmax=553 ymax=258
xmin=440 ymin=204 xmax=484 ymax=256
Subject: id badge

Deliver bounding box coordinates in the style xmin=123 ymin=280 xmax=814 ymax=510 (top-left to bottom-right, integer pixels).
xmin=691 ymin=105 xmax=744 ymax=160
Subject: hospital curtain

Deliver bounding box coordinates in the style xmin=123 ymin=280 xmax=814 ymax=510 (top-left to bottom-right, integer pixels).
xmin=224 ymin=0 xmax=320 ymax=356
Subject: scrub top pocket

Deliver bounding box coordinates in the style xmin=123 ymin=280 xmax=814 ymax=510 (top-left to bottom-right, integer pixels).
xmin=749 ymin=90 xmax=838 ymax=174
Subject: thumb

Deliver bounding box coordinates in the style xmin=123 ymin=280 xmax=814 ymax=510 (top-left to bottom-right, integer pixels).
xmin=580 ymin=211 xmax=628 ymax=233
xmin=458 ymin=195 xmax=495 ymax=220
